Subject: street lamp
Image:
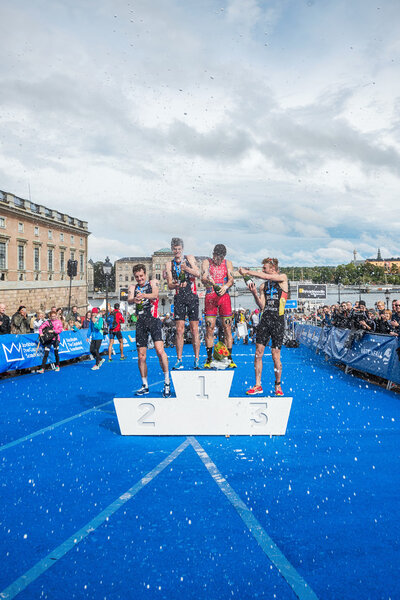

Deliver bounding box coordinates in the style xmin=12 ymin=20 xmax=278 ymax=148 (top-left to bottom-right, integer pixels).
xmin=385 ymin=288 xmax=390 ymax=310
xmin=102 ymin=256 xmax=112 ymax=319
xmin=337 ymin=280 xmax=341 ymax=303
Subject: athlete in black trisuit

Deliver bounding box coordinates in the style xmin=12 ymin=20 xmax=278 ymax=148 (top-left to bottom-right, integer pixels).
xmin=166 ymin=237 xmax=200 ymax=370
xmin=239 ymin=258 xmax=288 ymax=396
xmin=128 ymin=263 xmax=171 ymax=397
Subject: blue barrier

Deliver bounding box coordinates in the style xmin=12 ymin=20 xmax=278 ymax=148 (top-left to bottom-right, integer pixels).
xmin=0 ymin=330 xmax=137 ymax=374
xmin=294 ymin=323 xmax=400 ymax=385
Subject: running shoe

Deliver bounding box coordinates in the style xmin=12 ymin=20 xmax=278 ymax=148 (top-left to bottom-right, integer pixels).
xmin=203 ymin=359 xmax=212 ymax=369
xmin=275 ymin=388 xmax=284 ymax=397
xmin=120 ymin=356 xmax=126 ymax=361
xmin=246 ymin=384 xmax=263 ymax=395
xmin=193 ymin=358 xmax=200 ymax=370
xmin=135 ymin=384 xmax=149 ymax=396
xmin=108 ymin=358 xmax=113 ymax=362
xmin=163 ymin=382 xmax=171 ymax=398
xmin=228 ymin=360 xmax=237 ymax=369
xmin=37 ymin=368 xmax=44 ymax=374
xmin=54 ymin=366 xmax=60 ymax=372
xmin=91 ymin=364 xmax=100 ymax=371
xmin=172 ymin=359 xmax=183 ymax=370
xmin=99 ymin=358 xmax=105 ymax=367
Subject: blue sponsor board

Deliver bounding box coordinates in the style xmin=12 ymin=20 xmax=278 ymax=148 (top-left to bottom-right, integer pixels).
xmin=0 ymin=330 xmax=137 ymax=374
xmin=294 ymin=323 xmax=400 ymax=385
xmin=285 ymin=300 xmax=298 ymax=309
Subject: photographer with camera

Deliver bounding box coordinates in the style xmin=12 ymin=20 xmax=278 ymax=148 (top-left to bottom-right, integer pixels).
xmin=37 ymin=310 xmax=64 ymax=373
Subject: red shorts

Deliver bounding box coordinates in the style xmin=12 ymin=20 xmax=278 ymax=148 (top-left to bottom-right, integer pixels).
xmin=205 ymin=292 xmax=232 ymax=318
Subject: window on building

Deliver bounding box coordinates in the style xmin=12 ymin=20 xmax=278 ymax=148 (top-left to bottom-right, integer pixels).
xmin=70 ymin=251 xmax=75 ymax=261
xmin=119 ymin=275 xmax=122 ymax=281
xmin=34 ymin=247 xmax=40 ymax=271
xmin=48 ymin=230 xmax=52 ymax=239
xmin=125 ymin=276 xmax=128 ymax=282
xmin=60 ymin=232 xmax=64 ymax=242
xmin=48 ymin=249 xmax=54 ymax=271
xmin=34 ymin=226 xmax=39 ymax=236
xmin=155 ymin=263 xmax=160 ymax=270
xmin=60 ymin=251 xmax=65 ymax=272
xmin=156 ymin=273 xmax=161 ymax=280
xmin=80 ymin=238 xmax=83 ymax=247
xmin=0 ymin=217 xmax=5 ymax=228
xmin=71 ymin=235 xmax=75 ymax=244
xmin=18 ymin=222 xmax=24 ymax=233
xmin=18 ymin=245 xmax=24 ymax=270
xmin=80 ymin=253 xmax=84 ymax=273
xmin=0 ymin=242 xmax=6 ymax=269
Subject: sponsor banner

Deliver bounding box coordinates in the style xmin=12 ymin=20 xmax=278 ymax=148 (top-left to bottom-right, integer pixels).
xmin=0 ymin=330 xmax=137 ymax=373
xmin=295 ymin=324 xmax=400 ymax=385
xmin=297 ymin=284 xmax=327 ymax=299
xmin=285 ymin=299 xmax=298 ymax=309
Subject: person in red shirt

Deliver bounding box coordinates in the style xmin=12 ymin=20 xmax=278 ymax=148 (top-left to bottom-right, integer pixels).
xmin=107 ymin=303 xmax=126 ymax=361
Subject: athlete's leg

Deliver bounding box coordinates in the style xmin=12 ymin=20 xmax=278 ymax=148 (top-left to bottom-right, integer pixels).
xmin=108 ymin=336 xmax=113 ymax=360
xmin=154 ymin=341 xmax=169 ymax=381
xmin=137 ymin=347 xmax=147 ymax=380
xmin=271 ymin=347 xmax=282 ymax=391
xmin=255 ymin=343 xmax=266 ymax=386
xmin=222 ymin=316 xmax=233 ymax=349
xmin=189 ymin=320 xmax=200 ymax=360
xmin=205 ymin=316 xmax=216 ymax=361
xmin=175 ymin=320 xmax=185 ymax=360
xmin=119 ymin=335 xmax=125 ymax=358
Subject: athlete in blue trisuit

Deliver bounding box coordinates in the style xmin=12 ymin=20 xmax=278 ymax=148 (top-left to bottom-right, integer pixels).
xmin=166 ymin=237 xmax=201 ymax=370
xmin=239 ymin=258 xmax=288 ymax=396
xmin=127 ymin=263 xmax=171 ymax=398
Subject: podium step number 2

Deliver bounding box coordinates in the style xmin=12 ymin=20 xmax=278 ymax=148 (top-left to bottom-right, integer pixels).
xmin=114 ymin=371 xmax=292 ymax=436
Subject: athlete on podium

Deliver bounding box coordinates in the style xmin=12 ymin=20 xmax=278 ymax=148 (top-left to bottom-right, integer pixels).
xmin=128 ymin=264 xmax=171 ymax=398
xmin=202 ymin=244 xmax=236 ymax=369
xmin=166 ymin=237 xmax=201 ymax=370
xmin=239 ymin=258 xmax=288 ymax=396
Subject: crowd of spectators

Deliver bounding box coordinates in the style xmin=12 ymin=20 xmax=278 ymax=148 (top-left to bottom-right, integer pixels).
xmin=295 ymin=299 xmax=400 ymax=337
xmin=0 ymin=304 xmax=94 ymax=335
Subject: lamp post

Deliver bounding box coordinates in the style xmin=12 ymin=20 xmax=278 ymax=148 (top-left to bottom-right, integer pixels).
xmin=385 ymin=288 xmax=390 ymax=310
xmin=102 ymin=256 xmax=112 ymax=319
xmin=337 ymin=280 xmax=341 ymax=303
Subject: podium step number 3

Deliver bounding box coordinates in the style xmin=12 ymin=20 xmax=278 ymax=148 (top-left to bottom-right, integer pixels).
xmin=114 ymin=371 xmax=292 ymax=436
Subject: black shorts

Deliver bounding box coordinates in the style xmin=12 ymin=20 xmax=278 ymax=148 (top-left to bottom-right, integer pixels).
xmin=174 ymin=293 xmax=199 ymax=322
xmin=136 ymin=315 xmax=163 ymax=348
xmin=256 ymin=316 xmax=284 ymax=349
xmin=109 ymin=330 xmax=123 ymax=341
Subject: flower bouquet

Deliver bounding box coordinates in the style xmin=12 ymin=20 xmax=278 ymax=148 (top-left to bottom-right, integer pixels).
xmin=211 ymin=341 xmax=230 ymax=369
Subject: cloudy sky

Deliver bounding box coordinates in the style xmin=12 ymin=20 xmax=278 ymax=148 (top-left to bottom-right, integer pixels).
xmin=0 ymin=0 xmax=399 ymax=266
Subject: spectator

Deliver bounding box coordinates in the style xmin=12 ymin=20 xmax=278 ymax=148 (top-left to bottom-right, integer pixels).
xmin=37 ymin=310 xmax=64 ymax=373
xmin=390 ymin=300 xmax=400 ymax=329
xmin=0 ymin=303 xmax=11 ymax=334
xmin=82 ymin=310 xmax=92 ymax=329
xmin=68 ymin=305 xmax=81 ymax=325
xmin=86 ymin=307 xmax=105 ymax=370
xmin=56 ymin=308 xmax=68 ymax=330
xmin=32 ymin=311 xmax=46 ymax=334
xmin=67 ymin=318 xmax=81 ymax=332
xmin=107 ymin=303 xmax=126 ymax=361
xmin=376 ymin=310 xmax=398 ymax=336
xmin=11 ymin=306 xmax=30 ymax=334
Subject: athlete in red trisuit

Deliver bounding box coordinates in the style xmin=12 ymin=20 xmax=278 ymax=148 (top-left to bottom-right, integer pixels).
xmin=202 ymin=244 xmax=236 ymax=369
xmin=239 ymin=258 xmax=288 ymax=396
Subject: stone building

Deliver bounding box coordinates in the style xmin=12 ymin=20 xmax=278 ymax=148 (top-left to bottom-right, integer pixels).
xmin=366 ymin=249 xmax=400 ymax=273
xmin=115 ymin=248 xmax=208 ymax=312
xmin=0 ymin=189 xmax=90 ymax=314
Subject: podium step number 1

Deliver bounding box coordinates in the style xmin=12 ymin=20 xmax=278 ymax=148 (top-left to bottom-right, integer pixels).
xmin=114 ymin=371 xmax=292 ymax=436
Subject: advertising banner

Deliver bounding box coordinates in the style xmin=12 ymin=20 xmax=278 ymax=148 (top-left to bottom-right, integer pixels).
xmin=297 ymin=284 xmax=327 ymax=299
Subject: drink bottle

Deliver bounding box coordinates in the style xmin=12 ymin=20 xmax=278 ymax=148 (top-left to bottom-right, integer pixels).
xmin=243 ymin=274 xmax=254 ymax=287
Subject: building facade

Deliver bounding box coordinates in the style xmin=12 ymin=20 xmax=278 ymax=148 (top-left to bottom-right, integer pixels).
xmin=366 ymin=249 xmax=400 ymax=273
xmin=115 ymin=249 xmax=208 ymax=312
xmin=0 ymin=189 xmax=90 ymax=314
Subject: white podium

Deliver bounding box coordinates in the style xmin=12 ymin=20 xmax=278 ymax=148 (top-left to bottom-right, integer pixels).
xmin=114 ymin=371 xmax=292 ymax=436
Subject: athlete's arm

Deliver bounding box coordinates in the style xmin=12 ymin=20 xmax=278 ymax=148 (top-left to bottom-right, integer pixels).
xmin=217 ymin=260 xmax=234 ymax=296
xmin=141 ymin=279 xmax=160 ymax=300
xmin=240 ymin=267 xmax=288 ymax=287
xmin=127 ymin=284 xmax=136 ymax=304
xmin=249 ymin=281 xmax=266 ymax=311
xmin=201 ymin=259 xmax=213 ymax=286
xmin=166 ymin=260 xmax=179 ymax=291
xmin=182 ymin=255 xmax=200 ymax=278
